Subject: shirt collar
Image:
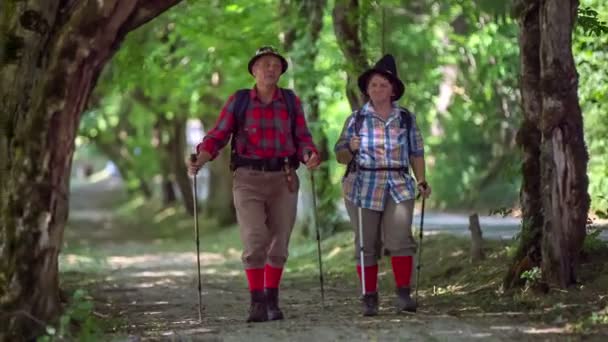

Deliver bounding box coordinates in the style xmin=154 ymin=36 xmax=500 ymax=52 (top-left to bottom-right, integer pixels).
xmin=362 ymin=101 xmax=400 ymax=117
xmin=250 ymin=86 xmax=283 ymax=102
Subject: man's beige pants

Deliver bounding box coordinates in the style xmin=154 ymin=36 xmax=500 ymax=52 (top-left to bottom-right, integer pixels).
xmin=233 ymin=168 xmax=298 ymax=269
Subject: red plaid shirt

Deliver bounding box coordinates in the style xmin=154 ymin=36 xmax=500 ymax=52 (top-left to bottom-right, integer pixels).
xmin=197 ymin=87 xmax=318 ymax=161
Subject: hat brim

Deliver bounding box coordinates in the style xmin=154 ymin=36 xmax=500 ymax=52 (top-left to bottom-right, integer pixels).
xmin=357 ymin=69 xmax=405 ymax=101
xmin=248 ymin=52 xmax=288 ymax=75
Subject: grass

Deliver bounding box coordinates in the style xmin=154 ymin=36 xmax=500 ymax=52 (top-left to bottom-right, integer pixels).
xmin=286 ymin=228 xmax=608 ymax=335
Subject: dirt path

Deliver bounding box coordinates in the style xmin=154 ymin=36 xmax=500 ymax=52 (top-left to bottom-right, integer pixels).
xmin=63 ymin=177 xmax=564 ymax=341
xmin=81 ymin=250 xmax=538 ymax=341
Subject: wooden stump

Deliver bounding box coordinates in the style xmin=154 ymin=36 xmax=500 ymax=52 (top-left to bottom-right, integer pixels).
xmin=469 ymin=213 xmax=485 ymax=262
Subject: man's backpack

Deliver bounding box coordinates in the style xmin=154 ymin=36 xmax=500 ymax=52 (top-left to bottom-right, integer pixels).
xmin=345 ymin=107 xmax=413 ymax=177
xmin=230 ymin=88 xmax=298 ymax=169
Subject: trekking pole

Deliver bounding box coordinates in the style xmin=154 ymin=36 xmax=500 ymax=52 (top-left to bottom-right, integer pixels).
xmin=353 ymin=146 xmax=366 ymax=297
xmin=414 ymin=193 xmax=426 ymax=304
xmin=309 ymin=170 xmax=325 ymax=307
xmin=357 ymin=206 xmax=366 ymax=296
xmin=190 ymin=154 xmax=204 ymax=322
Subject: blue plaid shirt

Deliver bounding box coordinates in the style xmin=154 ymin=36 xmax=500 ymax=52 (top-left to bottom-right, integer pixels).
xmin=334 ymin=102 xmax=424 ymax=211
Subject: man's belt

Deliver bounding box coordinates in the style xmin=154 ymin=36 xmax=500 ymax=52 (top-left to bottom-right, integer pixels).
xmin=232 ymin=155 xmax=299 ymax=172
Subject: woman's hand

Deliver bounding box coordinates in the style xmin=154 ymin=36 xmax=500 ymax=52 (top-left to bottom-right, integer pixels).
xmin=349 ymin=136 xmax=361 ymax=153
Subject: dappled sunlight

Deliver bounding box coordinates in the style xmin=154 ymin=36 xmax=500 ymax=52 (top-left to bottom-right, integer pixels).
xmin=60 ymin=253 xmax=107 ymax=272
xmin=135 ymin=278 xmax=178 ymax=288
xmin=225 ymin=247 xmax=241 ymax=258
xmin=450 ymin=249 xmax=465 ymax=257
xmin=159 ymin=327 xmax=215 ymax=336
xmin=121 ymin=196 xmax=146 ymax=212
xmin=154 ymin=207 xmax=178 ymax=223
xmin=132 ymin=270 xmax=188 ymax=277
xmin=87 ymin=169 xmax=113 ymax=183
xmin=326 ymin=246 xmax=343 ymax=259
xmin=63 ymin=254 xmax=97 ymax=265
xmin=522 ymin=326 xmax=569 ymax=334
xmin=431 ymin=284 xmax=466 ymax=295
xmin=107 ymin=252 xmax=225 ymax=269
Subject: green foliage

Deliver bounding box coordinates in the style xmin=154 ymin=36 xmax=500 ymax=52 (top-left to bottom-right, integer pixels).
xmin=489 ymin=207 xmax=514 ymax=217
xmin=576 ymin=0 xmax=608 ymax=212
xmin=78 ymin=0 xmax=608 ymax=226
xmin=388 ymin=1 xmax=522 ymax=210
xmin=583 ymin=228 xmax=607 ymax=255
xmin=38 ymin=289 xmax=101 ymax=342
xmin=520 ymin=266 xmax=542 ymax=292
xmin=578 ymin=6 xmax=608 ymax=36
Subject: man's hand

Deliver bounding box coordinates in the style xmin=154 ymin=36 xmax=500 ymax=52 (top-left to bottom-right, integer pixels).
xmin=188 ymin=152 xmax=207 ymax=176
xmin=304 ymin=152 xmax=321 ymax=170
xmin=417 ymin=181 xmax=432 ymax=199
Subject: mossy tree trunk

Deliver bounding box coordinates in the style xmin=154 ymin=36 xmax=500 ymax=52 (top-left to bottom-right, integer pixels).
xmin=505 ymin=0 xmax=589 ymax=289
xmin=0 ymin=1 xmax=182 ymax=339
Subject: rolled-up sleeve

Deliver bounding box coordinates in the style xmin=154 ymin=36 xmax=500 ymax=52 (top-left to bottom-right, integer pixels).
xmin=196 ymin=95 xmax=236 ymax=160
xmin=334 ymin=113 xmax=356 ymax=154
xmin=408 ymin=113 xmax=424 ymax=157
xmin=293 ymin=96 xmax=319 ymax=160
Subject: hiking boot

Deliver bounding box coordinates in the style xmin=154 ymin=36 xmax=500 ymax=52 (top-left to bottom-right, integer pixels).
xmin=246 ymin=290 xmax=268 ymax=323
xmin=396 ymin=287 xmax=417 ymax=313
xmin=361 ymin=292 xmax=379 ymax=316
xmin=265 ymin=288 xmax=284 ymax=321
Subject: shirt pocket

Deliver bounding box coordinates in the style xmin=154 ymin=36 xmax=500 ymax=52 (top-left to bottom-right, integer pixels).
xmin=244 ymin=125 xmax=261 ymax=145
xmin=394 ymin=127 xmax=408 ymax=150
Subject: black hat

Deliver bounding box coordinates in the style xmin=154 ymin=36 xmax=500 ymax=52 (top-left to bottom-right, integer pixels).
xmin=248 ymin=46 xmax=288 ymax=75
xmin=357 ymin=54 xmax=405 ymax=101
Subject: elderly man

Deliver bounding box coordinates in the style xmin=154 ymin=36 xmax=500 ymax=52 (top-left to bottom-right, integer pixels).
xmin=188 ymin=46 xmax=320 ymax=323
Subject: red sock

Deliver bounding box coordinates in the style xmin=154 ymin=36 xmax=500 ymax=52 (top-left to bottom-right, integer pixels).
xmin=264 ymin=264 xmax=283 ymax=289
xmin=356 ymin=264 xmax=378 ymax=293
xmin=245 ymin=268 xmax=264 ymax=291
xmin=391 ymin=256 xmax=413 ymax=287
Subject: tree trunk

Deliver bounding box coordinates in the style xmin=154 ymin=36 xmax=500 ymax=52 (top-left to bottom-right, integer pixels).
xmin=332 ymin=0 xmax=369 ymax=110
xmin=469 ymin=213 xmax=485 ymax=263
xmin=505 ymin=0 xmax=590 ymax=289
xmin=0 ymin=1 xmax=182 ymax=339
xmin=205 ymin=148 xmax=236 ymax=226
xmin=96 ymin=141 xmax=153 ymax=199
xmin=281 ymin=0 xmax=337 ymax=237
xmin=167 ymin=118 xmax=194 ymax=216
xmin=161 ymin=175 xmax=177 ymax=205
xmin=196 ymin=96 xmax=237 ymax=226
xmin=153 ymin=117 xmax=175 ymax=206
xmin=504 ymin=0 xmax=544 ymax=289
xmin=539 ymin=0 xmax=589 ymax=288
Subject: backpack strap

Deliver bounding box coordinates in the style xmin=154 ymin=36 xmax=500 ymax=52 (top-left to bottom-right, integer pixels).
xmin=398 ymin=107 xmax=413 ymax=133
xmin=345 ymin=110 xmax=363 ymax=178
xmin=353 ymin=109 xmax=364 ymax=136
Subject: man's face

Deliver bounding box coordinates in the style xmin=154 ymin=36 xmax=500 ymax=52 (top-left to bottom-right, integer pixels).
xmin=252 ymin=55 xmax=282 ymax=86
xmin=367 ymin=73 xmax=394 ymax=103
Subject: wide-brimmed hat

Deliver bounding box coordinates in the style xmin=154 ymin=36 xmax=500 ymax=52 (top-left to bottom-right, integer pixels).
xmin=357 ymin=54 xmax=405 ymax=101
xmin=247 ymin=46 xmax=288 ymax=75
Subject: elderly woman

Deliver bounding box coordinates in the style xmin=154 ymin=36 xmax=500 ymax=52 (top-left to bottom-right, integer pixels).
xmin=334 ymin=54 xmax=431 ymax=316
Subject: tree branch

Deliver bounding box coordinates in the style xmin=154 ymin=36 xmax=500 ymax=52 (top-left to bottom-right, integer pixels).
xmin=127 ymin=0 xmax=183 ymax=32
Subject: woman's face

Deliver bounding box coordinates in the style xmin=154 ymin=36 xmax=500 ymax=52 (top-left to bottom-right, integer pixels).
xmin=367 ymin=73 xmax=394 ymax=104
